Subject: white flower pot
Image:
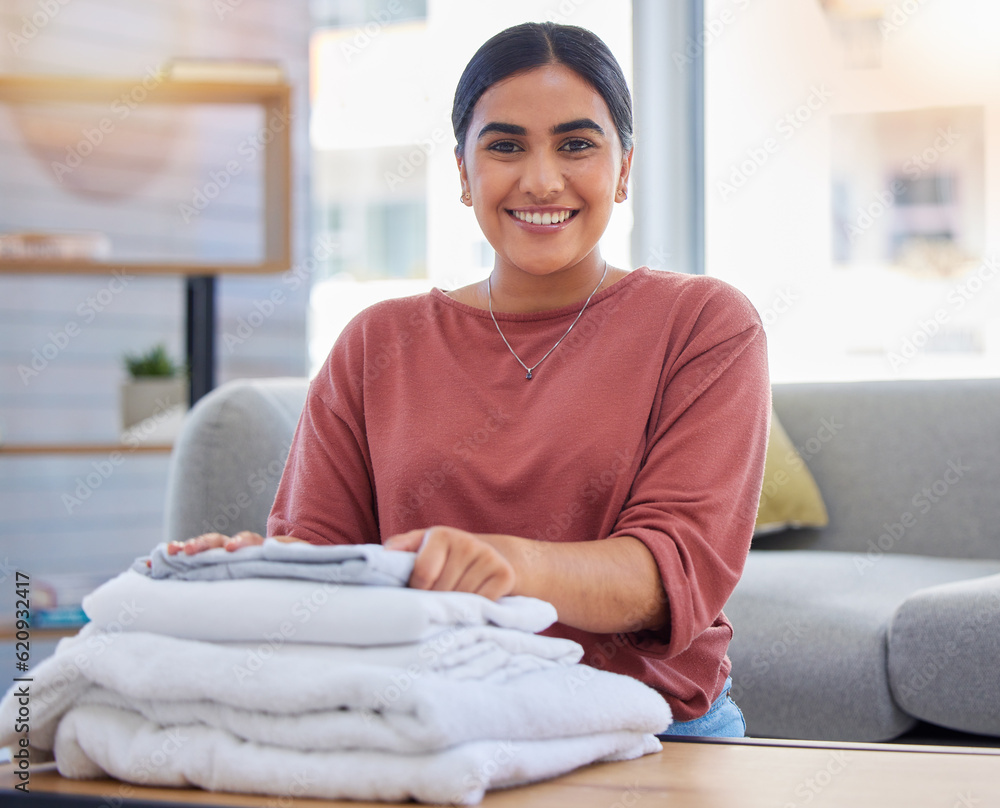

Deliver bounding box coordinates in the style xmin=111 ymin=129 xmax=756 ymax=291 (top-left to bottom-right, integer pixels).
xmin=120 ymin=377 xmax=188 ymax=432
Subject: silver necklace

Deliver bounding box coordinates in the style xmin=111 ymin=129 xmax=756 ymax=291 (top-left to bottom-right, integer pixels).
xmin=487 ymin=262 xmax=608 ymax=380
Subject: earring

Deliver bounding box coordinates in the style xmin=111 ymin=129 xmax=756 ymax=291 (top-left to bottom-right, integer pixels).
xmin=461 ymin=191 xmax=471 ymax=202
xmin=617 ymin=188 xmax=627 ymax=200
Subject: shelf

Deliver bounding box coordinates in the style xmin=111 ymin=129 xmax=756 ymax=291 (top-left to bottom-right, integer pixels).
xmin=0 ymin=73 xmax=292 ymax=275
xmin=0 ymin=623 xmax=82 ymax=642
xmin=0 ymin=75 xmax=289 ymax=105
xmin=0 ymin=259 xmax=291 ymax=276
xmin=0 ymin=443 xmax=172 ymax=455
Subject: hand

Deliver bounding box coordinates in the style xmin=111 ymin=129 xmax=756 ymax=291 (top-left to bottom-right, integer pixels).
xmin=384 ymin=526 xmax=516 ymax=601
xmin=166 ymin=532 xmax=303 ymax=556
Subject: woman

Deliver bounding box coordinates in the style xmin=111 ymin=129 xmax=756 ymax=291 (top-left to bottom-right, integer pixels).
xmin=171 ymin=21 xmax=770 ymax=738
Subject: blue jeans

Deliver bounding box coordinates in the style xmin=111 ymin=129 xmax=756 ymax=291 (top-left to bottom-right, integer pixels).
xmin=658 ymin=676 xmax=746 ymax=738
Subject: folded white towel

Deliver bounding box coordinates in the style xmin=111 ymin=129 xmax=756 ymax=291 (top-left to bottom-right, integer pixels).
xmin=54 ymin=704 xmax=662 ymax=805
xmin=83 ymin=569 xmax=558 ymax=644
xmin=4 ymin=629 xmax=670 ymax=755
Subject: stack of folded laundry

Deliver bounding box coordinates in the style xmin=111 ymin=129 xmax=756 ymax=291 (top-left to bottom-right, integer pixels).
xmin=0 ymin=539 xmax=671 ymax=805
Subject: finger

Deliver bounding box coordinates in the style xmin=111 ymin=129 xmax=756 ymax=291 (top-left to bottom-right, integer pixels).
xmin=166 ymin=537 xmax=209 ymax=556
xmin=225 ymin=531 xmax=266 ymax=551
xmin=470 ymin=570 xmax=515 ymax=601
xmin=420 ymin=530 xmax=487 ymax=593
xmin=271 ymin=534 xmax=305 ymax=544
xmin=189 ymin=533 xmax=229 ymax=554
xmin=407 ymin=531 xmax=452 ymax=591
xmin=425 ymin=542 xmax=470 ymax=593
xmin=172 ymin=533 xmax=229 ymax=555
xmin=452 ymin=553 xmax=515 ymax=601
xmin=384 ymin=529 xmax=428 ymax=553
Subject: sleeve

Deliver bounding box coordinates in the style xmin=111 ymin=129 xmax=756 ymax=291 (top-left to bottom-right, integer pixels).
xmin=608 ymin=280 xmax=771 ymax=659
xmin=266 ymin=320 xmax=381 ymax=546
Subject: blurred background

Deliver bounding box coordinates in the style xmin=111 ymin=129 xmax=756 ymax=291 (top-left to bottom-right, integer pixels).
xmin=1 ymin=0 xmax=998 ymax=664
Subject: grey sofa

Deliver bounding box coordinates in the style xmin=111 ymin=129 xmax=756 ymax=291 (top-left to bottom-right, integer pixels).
xmin=727 ymin=379 xmax=1000 ymax=742
xmin=164 ymin=377 xmax=1000 ymax=743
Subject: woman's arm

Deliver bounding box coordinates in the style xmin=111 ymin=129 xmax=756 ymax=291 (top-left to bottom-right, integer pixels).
xmin=384 ymin=526 xmax=668 ymax=634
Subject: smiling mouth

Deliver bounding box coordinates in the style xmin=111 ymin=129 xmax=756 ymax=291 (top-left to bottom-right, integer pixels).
xmin=507 ymin=209 xmax=578 ymax=225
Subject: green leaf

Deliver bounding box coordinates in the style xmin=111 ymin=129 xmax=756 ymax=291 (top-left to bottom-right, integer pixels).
xmin=124 ymin=344 xmax=184 ymax=378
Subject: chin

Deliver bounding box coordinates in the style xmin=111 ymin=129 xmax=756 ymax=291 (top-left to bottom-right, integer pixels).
xmin=503 ymin=248 xmax=591 ymax=276
xmin=509 ymin=259 xmax=580 ymax=277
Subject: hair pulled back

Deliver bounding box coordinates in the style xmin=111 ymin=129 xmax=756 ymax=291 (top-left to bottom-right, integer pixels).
xmin=452 ymin=21 xmax=633 ymax=157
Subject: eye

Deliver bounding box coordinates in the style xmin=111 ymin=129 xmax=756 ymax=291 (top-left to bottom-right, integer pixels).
xmin=486 ymin=140 xmax=522 ymax=154
xmin=560 ymin=138 xmax=594 ymax=153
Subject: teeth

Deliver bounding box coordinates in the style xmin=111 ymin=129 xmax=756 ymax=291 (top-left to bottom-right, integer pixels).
xmin=512 ymin=210 xmax=573 ymax=224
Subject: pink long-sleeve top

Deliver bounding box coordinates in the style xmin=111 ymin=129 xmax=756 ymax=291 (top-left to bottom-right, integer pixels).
xmin=268 ymin=267 xmax=770 ymax=721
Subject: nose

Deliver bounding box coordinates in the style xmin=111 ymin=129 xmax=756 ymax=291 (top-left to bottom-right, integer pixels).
xmin=519 ymin=150 xmax=564 ymax=199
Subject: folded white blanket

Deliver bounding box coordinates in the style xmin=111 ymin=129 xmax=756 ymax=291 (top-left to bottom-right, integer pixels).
xmin=5 ymin=564 xmax=674 ymax=804
xmin=83 ymin=569 xmax=558 ymax=644
xmin=136 ymin=539 xmax=416 ymax=586
xmin=55 ymin=704 xmax=662 ymax=805
xmin=3 ymin=629 xmax=670 ymax=755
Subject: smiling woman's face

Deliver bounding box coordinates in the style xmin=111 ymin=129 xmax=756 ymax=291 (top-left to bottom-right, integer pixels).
xmin=457 ymin=63 xmax=632 ymax=281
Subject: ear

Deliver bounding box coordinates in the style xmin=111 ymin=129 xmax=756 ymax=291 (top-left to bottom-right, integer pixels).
xmin=616 ymin=146 xmax=634 ymax=202
xmin=455 ymin=146 xmax=472 ymax=205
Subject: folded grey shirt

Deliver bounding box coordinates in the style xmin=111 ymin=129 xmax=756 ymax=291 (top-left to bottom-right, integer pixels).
xmin=133 ymin=539 xmax=416 ymax=587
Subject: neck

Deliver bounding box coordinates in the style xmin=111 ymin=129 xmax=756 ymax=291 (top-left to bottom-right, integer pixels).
xmin=488 ymin=255 xmax=609 ymax=314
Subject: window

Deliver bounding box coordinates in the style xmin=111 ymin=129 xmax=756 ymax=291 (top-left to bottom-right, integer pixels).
xmin=311 ymin=0 xmax=427 ymax=29
xmin=704 ymin=0 xmax=1000 ymax=382
xmin=312 ymin=149 xmax=427 ymax=282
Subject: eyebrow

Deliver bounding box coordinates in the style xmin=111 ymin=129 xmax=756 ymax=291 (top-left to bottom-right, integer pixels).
xmin=476 ymin=118 xmax=606 ymax=140
xmin=477 ymin=122 xmax=526 ymax=138
xmin=551 ymin=118 xmax=606 ymax=137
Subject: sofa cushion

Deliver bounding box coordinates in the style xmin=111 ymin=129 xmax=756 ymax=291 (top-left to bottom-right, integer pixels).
xmin=764 ymin=379 xmax=1000 ymax=560
xmin=888 ymin=570 xmax=1000 ymax=736
xmin=755 ymin=409 xmax=828 ymax=534
xmin=726 ymin=551 xmax=1000 ymax=741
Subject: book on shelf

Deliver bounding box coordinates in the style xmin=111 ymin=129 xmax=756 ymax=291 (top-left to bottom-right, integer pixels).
xmin=163 ymin=59 xmax=285 ymax=84
xmin=29 ymin=604 xmax=89 ymax=630
xmin=0 ymin=231 xmax=111 ymax=262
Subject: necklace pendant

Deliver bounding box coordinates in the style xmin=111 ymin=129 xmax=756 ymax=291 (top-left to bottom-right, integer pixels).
xmin=489 ymin=261 xmax=607 ymax=385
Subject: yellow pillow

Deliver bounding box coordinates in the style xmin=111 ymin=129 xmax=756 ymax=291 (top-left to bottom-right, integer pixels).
xmin=755 ymin=409 xmax=829 ymax=534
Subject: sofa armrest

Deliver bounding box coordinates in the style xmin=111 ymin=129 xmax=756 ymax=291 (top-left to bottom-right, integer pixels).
xmin=163 ymin=378 xmax=309 ymax=543
xmin=888 ymin=570 xmax=1000 ymax=736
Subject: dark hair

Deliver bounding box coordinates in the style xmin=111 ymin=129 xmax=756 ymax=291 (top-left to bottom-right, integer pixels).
xmin=452 ymin=21 xmax=633 ymax=157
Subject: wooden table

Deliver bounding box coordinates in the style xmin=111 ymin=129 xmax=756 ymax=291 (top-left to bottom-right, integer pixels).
xmin=3 ymin=737 xmax=999 ymax=807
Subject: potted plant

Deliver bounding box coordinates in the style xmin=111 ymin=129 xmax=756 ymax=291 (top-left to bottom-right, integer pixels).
xmin=120 ymin=344 xmax=188 ymax=432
